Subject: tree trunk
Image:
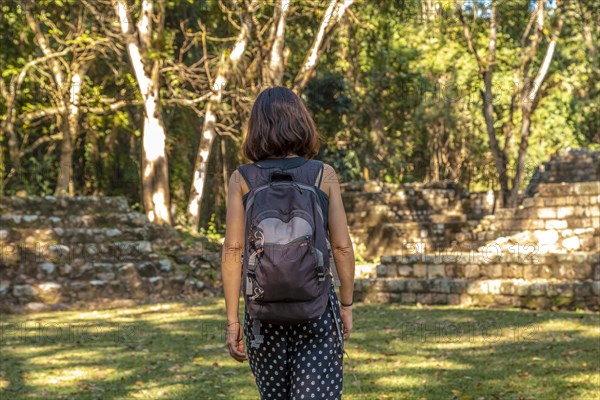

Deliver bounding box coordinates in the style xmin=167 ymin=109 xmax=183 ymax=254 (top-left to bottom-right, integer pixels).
xmin=509 ymin=9 xmax=563 ymax=206
xmin=481 ymin=71 xmax=509 ymax=206
xmin=115 ymin=0 xmax=172 ymax=225
xmin=264 ymin=0 xmax=289 ymax=86
xmin=186 ymin=18 xmax=251 ymax=229
xmin=55 ymin=71 xmax=84 ymax=196
xmin=292 ymin=0 xmax=354 ymax=95
xmin=55 ymin=115 xmax=73 ymax=196
xmin=140 ymin=86 xmax=172 ymax=225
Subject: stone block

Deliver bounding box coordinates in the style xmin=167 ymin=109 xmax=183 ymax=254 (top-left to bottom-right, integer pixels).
xmin=36 ymin=282 xmax=62 ymax=304
xmin=504 ymin=265 xmax=523 ymax=279
xmin=432 ymin=293 xmax=448 ymax=304
xmin=593 ymin=265 xmax=600 ymax=281
xmin=428 ymin=265 xmax=446 ymax=279
xmin=466 ymin=281 xmax=487 ymax=295
xmin=549 ymin=295 xmax=573 ymax=307
xmin=486 ymin=280 xmax=503 ymax=294
xmin=13 ymin=284 xmax=38 ymax=297
xmin=380 ymin=255 xmax=394 ymax=264
xmin=533 ymin=229 xmax=559 ymax=245
xmin=573 ymin=264 xmax=592 ymax=280
xmin=530 ymin=283 xmax=547 ymax=296
xmin=449 ymin=279 xmax=469 ymax=293
xmin=97 ymin=272 xmax=116 ymax=281
xmin=567 ymin=218 xmax=591 ymax=229
xmin=447 ymin=294 xmax=461 ymax=305
xmin=389 ymin=293 xmax=403 ymax=303
xmin=547 ymin=283 xmax=574 ymax=297
xmin=523 ymin=265 xmax=541 ymax=280
xmin=407 ymin=280 xmax=425 ymax=292
xmin=430 ymin=279 xmax=451 ymax=294
xmin=397 ymin=266 xmax=413 ymax=277
xmin=537 ymin=208 xmax=557 ymax=219
xmin=555 ymin=265 xmax=576 ymax=280
xmin=459 ymin=294 xmax=473 ymax=306
xmin=514 ymin=281 xmax=530 ymax=296
xmin=416 ymin=293 xmax=433 ymax=305
xmin=545 ymin=220 xmax=568 ymax=230
xmin=574 ymin=283 xmax=592 ymax=299
xmin=500 ymin=281 xmax=516 ymax=295
xmin=465 ymin=264 xmax=480 ymax=279
xmin=401 ymin=292 xmax=417 ymax=303
xmin=561 ymin=236 xmax=581 ymax=251
xmin=494 ymin=295 xmax=513 ymax=306
xmin=375 ymin=292 xmax=391 ymax=303
xmin=523 ymin=219 xmax=546 ymax=230
xmin=40 ymin=262 xmax=56 ymax=275
xmin=384 ymin=279 xmax=407 ymax=292
xmin=524 ymin=296 xmax=550 ymax=310
xmin=539 ymin=265 xmax=553 ymax=279
xmin=414 ymin=264 xmax=427 ymax=278
xmin=556 ymin=206 xmax=575 ymax=219
xmin=444 ymin=264 xmax=456 ymax=278
xmin=489 ymin=264 xmax=505 ymax=279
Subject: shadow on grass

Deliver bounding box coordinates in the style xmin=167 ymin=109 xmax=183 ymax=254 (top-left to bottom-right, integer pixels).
xmin=1 ymin=300 xmax=598 ymax=399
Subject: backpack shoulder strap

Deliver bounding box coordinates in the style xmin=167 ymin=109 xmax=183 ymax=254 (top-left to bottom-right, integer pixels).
xmin=314 ymin=161 xmax=325 ymax=188
xmin=237 ymin=163 xmax=272 ymax=191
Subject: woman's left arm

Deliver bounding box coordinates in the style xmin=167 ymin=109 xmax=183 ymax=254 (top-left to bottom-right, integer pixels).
xmin=221 ymin=169 xmax=246 ymax=324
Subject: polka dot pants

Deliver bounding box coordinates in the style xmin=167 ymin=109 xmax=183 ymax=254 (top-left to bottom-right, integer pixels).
xmin=243 ymin=282 xmax=344 ymax=400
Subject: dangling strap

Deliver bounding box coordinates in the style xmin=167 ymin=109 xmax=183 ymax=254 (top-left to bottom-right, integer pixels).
xmin=314 ymin=161 xmax=325 ymax=188
xmin=330 ymin=287 xmax=345 ymax=353
xmin=326 ymin=239 xmax=341 ymax=287
xmin=250 ymin=319 xmax=263 ymax=348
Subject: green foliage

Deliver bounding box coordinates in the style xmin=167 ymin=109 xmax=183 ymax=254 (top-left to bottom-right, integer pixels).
xmin=199 ymin=213 xmax=224 ymax=243
xmin=0 ymin=0 xmax=597 ymax=219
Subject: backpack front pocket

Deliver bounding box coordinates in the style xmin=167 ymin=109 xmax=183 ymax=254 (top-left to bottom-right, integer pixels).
xmin=254 ymin=236 xmax=321 ymax=302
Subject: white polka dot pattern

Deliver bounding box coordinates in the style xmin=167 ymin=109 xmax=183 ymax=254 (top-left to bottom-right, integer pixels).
xmin=244 ymin=282 xmax=344 ymax=399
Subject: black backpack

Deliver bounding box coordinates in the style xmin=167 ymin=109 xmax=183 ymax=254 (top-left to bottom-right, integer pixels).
xmin=237 ymin=158 xmax=335 ymax=326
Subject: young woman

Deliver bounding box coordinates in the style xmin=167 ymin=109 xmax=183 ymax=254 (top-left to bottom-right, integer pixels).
xmin=222 ymin=86 xmax=355 ymax=399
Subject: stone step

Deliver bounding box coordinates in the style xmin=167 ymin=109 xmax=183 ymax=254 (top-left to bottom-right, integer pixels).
xmin=377 ymin=251 xmax=600 ymax=266
xmin=0 ymin=240 xmax=159 ymax=265
xmin=346 ymin=210 xmax=467 ymax=227
xmin=0 ymin=196 xmax=130 ymax=215
xmin=0 ymin=227 xmax=154 ymax=245
xmin=376 ymin=256 xmax=599 ymax=281
xmin=520 ymin=194 xmax=599 ymax=208
xmin=354 ymin=277 xmax=599 ymax=309
xmin=0 ymin=259 xmax=178 ymax=282
xmin=533 ymin=182 xmax=600 ymax=197
xmin=0 ymin=212 xmax=149 ymax=228
xmin=1 ymin=273 xmax=204 ymax=310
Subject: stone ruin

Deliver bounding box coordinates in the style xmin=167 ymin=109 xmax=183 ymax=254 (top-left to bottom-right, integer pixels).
xmin=0 ymin=197 xmax=220 ymax=314
xmin=348 ymin=149 xmax=599 ymax=310
xmin=1 ymin=148 xmax=597 ymax=314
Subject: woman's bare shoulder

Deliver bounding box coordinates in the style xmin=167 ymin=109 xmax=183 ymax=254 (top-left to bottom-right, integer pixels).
xmin=229 ymin=169 xmax=250 ymax=196
xmin=320 ymin=163 xmax=339 ymax=197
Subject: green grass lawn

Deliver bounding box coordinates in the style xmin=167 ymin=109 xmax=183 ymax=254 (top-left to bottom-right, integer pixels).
xmin=1 ymin=298 xmax=598 ymax=400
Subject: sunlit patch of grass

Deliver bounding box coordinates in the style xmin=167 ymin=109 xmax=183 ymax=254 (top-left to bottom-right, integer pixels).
xmin=0 ymin=298 xmax=598 ymax=399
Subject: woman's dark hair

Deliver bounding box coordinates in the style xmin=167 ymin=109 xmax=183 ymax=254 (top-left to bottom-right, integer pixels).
xmin=242 ymin=86 xmax=321 ymax=161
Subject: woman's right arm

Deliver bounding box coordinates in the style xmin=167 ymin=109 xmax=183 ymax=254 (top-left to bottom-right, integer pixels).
xmin=322 ymin=164 xmax=355 ymax=309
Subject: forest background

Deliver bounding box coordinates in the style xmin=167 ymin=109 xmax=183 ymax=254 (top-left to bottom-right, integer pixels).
xmin=0 ymin=0 xmax=597 ymax=231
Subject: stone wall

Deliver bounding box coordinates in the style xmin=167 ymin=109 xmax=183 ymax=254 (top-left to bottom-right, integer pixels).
xmin=0 ymin=196 xmax=220 ymax=314
xmin=341 ymin=181 xmax=495 ymax=258
xmin=351 ymin=149 xmax=600 ymax=310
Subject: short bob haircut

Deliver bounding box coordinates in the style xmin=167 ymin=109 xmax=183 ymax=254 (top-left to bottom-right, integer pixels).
xmin=242 ymin=86 xmax=321 ymax=162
